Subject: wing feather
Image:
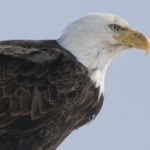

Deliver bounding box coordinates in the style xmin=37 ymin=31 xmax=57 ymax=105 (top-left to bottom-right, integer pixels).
xmin=0 ymin=40 xmax=64 ymax=121
xmin=0 ymin=40 xmax=104 ymax=150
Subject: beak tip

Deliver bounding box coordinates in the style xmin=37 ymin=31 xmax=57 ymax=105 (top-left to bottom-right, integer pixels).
xmin=148 ymin=38 xmax=150 ymax=50
xmin=146 ymin=38 xmax=150 ymax=53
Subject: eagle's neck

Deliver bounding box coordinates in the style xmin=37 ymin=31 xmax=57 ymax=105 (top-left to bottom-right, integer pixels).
xmin=58 ymin=36 xmax=124 ymax=94
xmin=58 ymin=37 xmax=122 ymax=74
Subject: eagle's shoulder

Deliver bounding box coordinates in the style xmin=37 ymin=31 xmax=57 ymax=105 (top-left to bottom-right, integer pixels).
xmin=0 ymin=40 xmax=104 ymax=149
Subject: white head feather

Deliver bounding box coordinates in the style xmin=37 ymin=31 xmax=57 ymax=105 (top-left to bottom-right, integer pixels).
xmin=58 ymin=13 xmax=131 ymax=91
xmin=58 ymin=13 xmax=130 ymax=72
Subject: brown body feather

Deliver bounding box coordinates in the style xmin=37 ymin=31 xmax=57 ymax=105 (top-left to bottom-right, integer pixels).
xmin=0 ymin=40 xmax=104 ymax=150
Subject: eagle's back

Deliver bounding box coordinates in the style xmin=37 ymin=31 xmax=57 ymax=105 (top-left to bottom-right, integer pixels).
xmin=0 ymin=40 xmax=104 ymax=150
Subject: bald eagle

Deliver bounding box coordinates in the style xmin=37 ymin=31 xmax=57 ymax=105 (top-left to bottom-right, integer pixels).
xmin=0 ymin=13 xmax=149 ymax=150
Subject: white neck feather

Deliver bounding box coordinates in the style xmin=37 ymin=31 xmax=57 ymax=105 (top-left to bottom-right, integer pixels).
xmin=58 ymin=33 xmax=123 ymax=94
xmin=58 ymin=32 xmax=123 ymax=76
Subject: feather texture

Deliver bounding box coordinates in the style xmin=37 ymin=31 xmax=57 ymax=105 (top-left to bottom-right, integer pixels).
xmin=0 ymin=40 xmax=104 ymax=150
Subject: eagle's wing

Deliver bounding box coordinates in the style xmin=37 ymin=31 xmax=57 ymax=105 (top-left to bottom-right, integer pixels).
xmin=0 ymin=40 xmax=77 ymax=128
xmin=0 ymin=40 xmax=103 ymax=149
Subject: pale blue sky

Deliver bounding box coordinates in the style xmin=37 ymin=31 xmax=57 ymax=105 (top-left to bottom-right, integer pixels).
xmin=0 ymin=0 xmax=150 ymax=150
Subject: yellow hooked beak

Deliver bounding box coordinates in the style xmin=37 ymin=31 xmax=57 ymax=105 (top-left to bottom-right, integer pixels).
xmin=113 ymin=29 xmax=150 ymax=54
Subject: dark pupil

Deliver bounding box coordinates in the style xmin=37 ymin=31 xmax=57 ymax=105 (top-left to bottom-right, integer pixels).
xmin=109 ymin=24 xmax=121 ymax=31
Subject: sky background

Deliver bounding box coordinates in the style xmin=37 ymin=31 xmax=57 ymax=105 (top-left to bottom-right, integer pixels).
xmin=0 ymin=0 xmax=150 ymax=150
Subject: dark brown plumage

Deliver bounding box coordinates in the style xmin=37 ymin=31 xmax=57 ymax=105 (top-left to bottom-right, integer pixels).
xmin=0 ymin=40 xmax=104 ymax=150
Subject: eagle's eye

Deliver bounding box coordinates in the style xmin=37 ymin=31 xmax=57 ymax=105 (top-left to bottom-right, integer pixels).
xmin=108 ymin=24 xmax=125 ymax=32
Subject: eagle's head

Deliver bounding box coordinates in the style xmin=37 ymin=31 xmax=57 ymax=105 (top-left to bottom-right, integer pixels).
xmin=58 ymin=13 xmax=150 ymax=77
